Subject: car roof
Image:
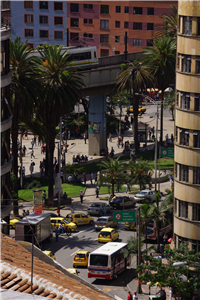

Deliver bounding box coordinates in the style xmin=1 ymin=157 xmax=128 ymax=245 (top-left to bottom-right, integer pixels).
xmin=100 ymin=227 xmax=115 ymax=232
xmin=138 ymin=189 xmax=151 ymax=192
xmin=76 ymin=250 xmax=89 ymax=254
xmin=67 ymin=212 xmax=84 ymax=216
xmin=90 ymin=202 xmax=103 ymax=205
xmin=51 ymin=217 xmax=64 ymax=220
xmin=97 ymin=216 xmax=110 ymax=220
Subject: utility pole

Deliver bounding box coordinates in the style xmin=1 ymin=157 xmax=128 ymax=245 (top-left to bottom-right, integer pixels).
xmin=58 ymin=117 xmax=62 ymax=210
xmin=19 ymin=127 xmax=23 ymax=189
xmin=124 ymin=31 xmax=128 ymax=61
xmin=31 ymin=232 xmax=34 ymax=294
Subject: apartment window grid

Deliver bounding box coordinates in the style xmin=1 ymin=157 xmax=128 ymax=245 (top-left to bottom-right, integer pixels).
xmin=176 ymin=235 xmax=188 ymax=248
xmin=39 ymin=1 xmax=48 ymax=10
xmin=175 ymin=127 xmax=178 ymax=142
xmin=147 ymin=23 xmax=154 ymax=30
xmin=101 ymin=5 xmax=109 ymax=14
xmin=101 ymin=49 xmax=109 ymax=57
xmin=196 ymin=56 xmax=200 ymax=74
xmin=83 ymin=33 xmax=93 ymax=39
xmin=24 ymin=1 xmax=33 ymax=9
xmin=182 ymin=55 xmax=191 ymax=73
xmin=100 ymin=20 xmax=109 ymax=29
xmin=193 ymin=167 xmax=200 ymax=184
xmin=134 ymin=7 xmax=143 ymax=15
xmin=116 ymin=6 xmax=121 ymax=13
xmin=115 ymin=21 xmax=120 ymax=28
xmin=194 ymin=94 xmax=200 ymax=111
xmin=54 ymin=2 xmax=63 ymax=11
xmin=25 ymin=14 xmax=33 ymax=23
xmin=40 ymin=29 xmax=48 ymax=38
xmin=100 ymin=34 xmax=109 ymax=43
xmin=25 ymin=28 xmax=34 ymax=38
xmin=133 ymin=39 xmax=142 ymax=47
xmin=175 ymin=163 xmax=177 ymax=179
xmin=177 ymin=54 xmax=180 ymax=71
xmin=193 ymin=131 xmax=200 ymax=148
xmin=70 ymin=32 xmax=79 ymax=41
xmin=83 ymin=19 xmax=93 ymax=25
xmin=54 ymin=16 xmax=63 ymax=25
xmin=40 ymin=15 xmax=48 ymax=24
xmin=124 ymin=22 xmax=129 ymax=29
xmin=124 ymin=6 xmax=129 ymax=13
xmin=192 ymin=203 xmax=200 ymax=221
xmin=2 ymin=1 xmax=10 ymax=9
xmin=174 ymin=198 xmax=177 ymax=215
xmin=183 ymin=16 xmax=192 ymax=35
xmin=70 ymin=3 xmax=79 ymax=13
xmin=181 ymin=92 xmax=190 ymax=110
xmin=176 ymin=91 xmax=179 ymax=107
xmin=147 ymin=7 xmax=154 ymax=15
xmin=133 ymin=22 xmax=142 ymax=30
xmin=115 ymin=36 xmax=120 ymax=42
xmin=179 ymin=164 xmax=189 ymax=182
xmin=71 ymin=18 xmax=79 ymax=27
xmin=115 ymin=51 xmax=120 ymax=55
xmin=192 ymin=240 xmax=200 ymax=253
xmin=179 ymin=200 xmax=188 ymax=219
xmin=27 ymin=43 xmax=34 ymax=49
xmin=54 ymin=31 xmax=63 ymax=40
xmin=83 ymin=4 xmax=93 ymax=10
xmin=197 ymin=18 xmax=200 ymax=36
xmin=180 ymin=129 xmax=189 ymax=146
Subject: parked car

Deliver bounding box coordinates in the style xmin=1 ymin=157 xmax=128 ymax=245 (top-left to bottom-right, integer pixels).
xmin=126 ymin=106 xmax=146 ymax=115
xmin=87 ymin=202 xmax=112 ymax=216
xmin=50 ymin=217 xmax=77 ymax=232
xmin=125 ymin=222 xmax=136 ymax=231
xmin=9 ymin=216 xmax=21 ymax=229
xmin=67 ymin=268 xmax=79 ymax=275
xmin=95 ymin=216 xmax=118 ymax=231
xmin=98 ymin=228 xmax=119 ymax=243
xmin=73 ymin=250 xmax=90 ymax=267
xmin=66 ymin=213 xmax=94 ymax=226
xmin=134 ymin=190 xmax=161 ymax=202
xmin=110 ymin=196 xmax=135 ymax=210
xmin=43 ymin=250 xmax=55 ymax=260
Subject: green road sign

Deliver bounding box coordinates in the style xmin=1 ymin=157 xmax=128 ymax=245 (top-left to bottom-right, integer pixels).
xmin=113 ymin=211 xmax=136 ymax=222
xmin=161 ymin=147 xmax=174 ymax=158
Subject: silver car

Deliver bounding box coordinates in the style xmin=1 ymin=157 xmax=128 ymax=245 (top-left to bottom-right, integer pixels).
xmin=95 ymin=216 xmax=118 ymax=231
xmin=87 ymin=202 xmax=112 ymax=216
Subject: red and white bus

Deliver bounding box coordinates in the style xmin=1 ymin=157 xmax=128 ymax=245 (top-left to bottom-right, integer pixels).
xmin=88 ymin=242 xmax=131 ymax=280
xmin=145 ymin=220 xmax=172 ymax=240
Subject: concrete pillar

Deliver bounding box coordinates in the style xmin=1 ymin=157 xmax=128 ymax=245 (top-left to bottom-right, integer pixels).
xmin=88 ymin=94 xmax=107 ymax=156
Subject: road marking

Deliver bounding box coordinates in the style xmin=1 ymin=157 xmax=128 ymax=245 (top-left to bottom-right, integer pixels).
xmin=93 ymin=238 xmax=98 ymax=241
xmin=70 ymin=249 xmax=80 ymax=256
xmin=115 ymin=296 xmax=123 ymax=300
xmin=69 ymin=230 xmax=86 ymax=238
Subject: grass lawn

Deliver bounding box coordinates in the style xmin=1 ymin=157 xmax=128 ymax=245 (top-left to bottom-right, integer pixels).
xmin=99 ymin=185 xmax=139 ymax=195
xmin=19 ymin=183 xmax=86 ymax=201
xmin=148 ymin=158 xmax=174 ymax=169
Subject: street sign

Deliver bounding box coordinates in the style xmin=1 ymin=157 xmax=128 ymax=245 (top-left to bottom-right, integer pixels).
xmin=161 ymin=147 xmax=174 ymax=158
xmin=113 ymin=211 xmax=136 ymax=222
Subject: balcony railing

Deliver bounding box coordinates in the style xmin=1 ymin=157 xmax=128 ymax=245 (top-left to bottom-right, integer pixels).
xmin=1 ymin=16 xmax=11 ymax=30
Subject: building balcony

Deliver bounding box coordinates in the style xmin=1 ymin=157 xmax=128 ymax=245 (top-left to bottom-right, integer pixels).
xmin=1 ymin=156 xmax=13 ymax=176
xmin=1 ymin=114 xmax=12 ymax=133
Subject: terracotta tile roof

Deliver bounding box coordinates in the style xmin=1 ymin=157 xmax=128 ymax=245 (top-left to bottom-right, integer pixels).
xmin=1 ymin=235 xmax=113 ymax=300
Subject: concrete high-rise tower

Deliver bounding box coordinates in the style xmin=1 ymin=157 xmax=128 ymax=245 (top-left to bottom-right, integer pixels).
xmin=174 ymin=1 xmax=200 ymax=252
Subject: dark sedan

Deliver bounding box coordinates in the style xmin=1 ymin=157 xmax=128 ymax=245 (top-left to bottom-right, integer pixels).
xmin=110 ymin=196 xmax=135 ymax=210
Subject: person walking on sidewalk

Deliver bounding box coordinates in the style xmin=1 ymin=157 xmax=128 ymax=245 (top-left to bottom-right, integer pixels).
xmin=80 ymin=190 xmax=84 ymax=203
xmin=84 ymin=133 xmax=87 ymax=144
xmin=90 ymin=172 xmax=94 ymax=185
xmin=55 ymin=227 xmax=59 ymax=242
xmin=127 ymin=291 xmax=133 ymax=300
xmin=96 ymin=185 xmax=99 ymax=198
xmin=133 ymin=292 xmax=138 ymax=300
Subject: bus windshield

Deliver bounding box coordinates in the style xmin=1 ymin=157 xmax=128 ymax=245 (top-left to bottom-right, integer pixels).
xmin=90 ymin=254 xmax=108 ymax=266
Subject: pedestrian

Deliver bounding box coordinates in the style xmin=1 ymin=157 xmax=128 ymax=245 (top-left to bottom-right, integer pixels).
xmin=22 ymin=145 xmax=26 ymax=156
xmin=83 ymin=173 xmax=87 ymax=185
xmin=59 ymin=222 xmax=64 ymax=234
xmin=30 ymin=161 xmax=34 ymax=176
xmin=22 ymin=210 xmax=26 ymax=217
xmin=127 ymin=291 xmax=133 ymax=300
xmin=84 ymin=133 xmax=87 ymax=144
xmin=165 ymin=133 xmax=168 ymax=142
xmin=109 ymin=133 xmax=112 ymax=142
xmin=38 ymin=136 xmax=41 ymax=146
xmin=23 ymin=166 xmax=25 ymax=177
xmin=171 ymin=133 xmax=174 ymax=143
xmin=43 ymin=190 xmax=47 ymax=204
xmin=133 ymin=292 xmax=138 ymax=300
xmin=126 ymin=183 xmax=130 ymax=193
xmin=110 ymin=147 xmax=114 ymax=158
xmin=90 ymin=172 xmax=93 ymax=185
xmin=34 ymin=136 xmax=36 ymax=146
xmin=26 ymin=210 xmax=30 ymax=215
xmin=41 ymin=146 xmax=43 ymax=154
xmin=95 ymin=185 xmax=99 ymax=198
xmin=163 ymin=232 xmax=168 ymax=244
xmin=160 ymin=244 xmax=165 ymax=258
xmin=57 ymin=209 xmax=60 ymax=217
xmin=31 ymin=150 xmax=35 ymax=159
xmin=71 ymin=206 xmax=74 ymax=213
xmin=60 ymin=169 xmax=64 ymax=183
xmin=55 ymin=227 xmax=59 ymax=242
xmin=31 ymin=139 xmax=34 ymax=149
xmin=25 ymin=131 xmax=28 ymax=139
xmin=80 ymin=190 xmax=84 ymax=203
xmin=169 ymin=287 xmax=173 ymax=300
xmin=39 ymin=161 xmax=43 ymax=177
xmin=68 ymin=130 xmax=70 ymax=140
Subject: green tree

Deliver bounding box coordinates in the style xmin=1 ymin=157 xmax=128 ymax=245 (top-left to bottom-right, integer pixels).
xmin=36 ymin=44 xmax=84 ymax=205
xmin=140 ymin=203 xmax=153 ymax=250
xmin=10 ymin=37 xmax=41 ymax=215
xmin=98 ymin=158 xmax=127 ymax=196
xmin=156 ymin=5 xmax=177 ymax=39
xmin=128 ymin=158 xmax=152 ymax=190
xmin=137 ymin=242 xmax=200 ymax=300
xmin=164 ymin=92 xmax=175 ymax=121
xmin=143 ymin=37 xmax=176 ymax=143
xmin=117 ymin=60 xmax=155 ymax=154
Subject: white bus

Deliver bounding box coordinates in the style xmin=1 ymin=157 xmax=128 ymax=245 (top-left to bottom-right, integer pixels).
xmin=88 ymin=242 xmax=130 ymax=280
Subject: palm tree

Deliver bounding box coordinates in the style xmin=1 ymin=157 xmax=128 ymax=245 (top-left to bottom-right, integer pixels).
xmin=10 ymin=37 xmax=41 ymax=215
xmin=164 ymin=92 xmax=175 ymax=121
xmin=143 ymin=37 xmax=176 ymax=143
xmin=140 ymin=203 xmax=153 ymax=250
xmin=117 ymin=60 xmax=155 ymax=154
xmin=97 ymin=158 xmax=127 ymax=196
xmin=128 ymin=158 xmax=152 ymax=190
xmin=36 ymin=44 xmax=84 ymax=205
xmin=155 ymin=5 xmax=177 ymax=39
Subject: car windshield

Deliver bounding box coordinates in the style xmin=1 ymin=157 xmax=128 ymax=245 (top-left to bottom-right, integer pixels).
xmin=91 ymin=203 xmax=101 ymax=208
xmin=112 ymin=198 xmax=122 ymax=203
xmin=63 ymin=220 xmax=70 ymax=224
xmin=75 ymin=253 xmax=85 ymax=258
xmin=90 ymin=254 xmax=108 ymax=266
xmin=138 ymin=191 xmax=148 ymax=195
xmin=97 ymin=218 xmax=108 ymax=222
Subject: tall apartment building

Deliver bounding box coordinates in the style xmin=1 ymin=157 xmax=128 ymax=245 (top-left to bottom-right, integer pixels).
xmin=174 ymin=1 xmax=200 ymax=252
xmin=67 ymin=1 xmax=177 ymax=57
xmin=11 ymin=1 xmax=67 ymax=48
xmin=1 ymin=1 xmax=10 ymax=20
xmin=1 ymin=14 xmax=13 ymax=234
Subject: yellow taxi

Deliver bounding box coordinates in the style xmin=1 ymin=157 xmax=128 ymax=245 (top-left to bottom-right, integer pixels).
xmin=98 ymin=228 xmax=119 ymax=243
xmin=50 ymin=217 xmax=77 ymax=232
xmin=65 ymin=213 xmax=94 ymax=226
xmin=9 ymin=216 xmax=21 ymax=229
xmin=73 ymin=250 xmax=90 ymax=267
xmin=126 ymin=106 xmax=146 ymax=114
xmin=43 ymin=250 xmax=56 ymax=260
xmin=125 ymin=222 xmax=136 ymax=231
xmin=67 ymin=268 xmax=79 ymax=275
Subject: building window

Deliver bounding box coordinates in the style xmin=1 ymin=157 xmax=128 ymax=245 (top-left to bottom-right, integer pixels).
xmin=175 ymin=163 xmax=177 ymax=178
xmin=115 ymin=36 xmax=120 ymax=42
xmin=193 ymin=167 xmax=200 ymax=184
xmin=100 ymin=34 xmax=109 ymax=43
xmin=54 ymin=16 xmax=63 ymax=25
xmin=133 ymin=39 xmax=142 ymax=46
xmin=116 ymin=6 xmax=121 ymax=13
xmin=39 ymin=1 xmax=48 ymax=10
xmin=39 ymin=30 xmax=48 ymax=38
xmin=2 ymin=1 xmax=10 ymax=9
xmin=193 ymin=131 xmax=200 ymax=148
xmin=124 ymin=6 xmax=129 ymax=13
xmin=194 ymin=94 xmax=200 ymax=111
xmin=100 ymin=20 xmax=109 ymax=29
xmin=179 ymin=200 xmax=188 ymax=219
xmin=192 ymin=203 xmax=200 ymax=220
xmin=196 ymin=56 xmax=200 ymax=74
xmin=101 ymin=5 xmax=109 ymax=14
xmin=134 ymin=7 xmax=143 ymax=15
xmin=24 ymin=14 xmax=33 ymax=23
xmin=83 ymin=4 xmax=93 ymax=10
xmin=70 ymin=3 xmax=79 ymax=13
xmin=147 ymin=40 xmax=153 ymax=46
xmin=176 ymin=235 xmax=187 ymax=248
xmin=39 ymin=15 xmax=48 ymax=24
xmin=27 ymin=43 xmax=34 ymax=49
xmin=70 ymin=18 xmax=79 ymax=27
xmin=180 ymin=129 xmax=189 ymax=146
xmin=54 ymin=2 xmax=63 ymax=11
xmin=147 ymin=7 xmax=154 ymax=15
xmin=83 ymin=33 xmax=93 ymax=39
xmin=133 ymin=22 xmax=142 ymax=30
xmin=182 ymin=55 xmax=191 ymax=73
xmin=174 ymin=198 xmax=177 ymax=215
xmin=197 ymin=18 xmax=200 ymax=36
xmin=177 ymin=54 xmax=180 ymax=70
xmin=55 ymin=31 xmax=63 ymax=40
xmin=124 ymin=21 xmax=129 ymax=29
xmin=147 ymin=23 xmax=154 ymax=30
xmin=84 ymin=19 xmax=93 ymax=24
xmin=101 ymin=49 xmax=109 ymax=57
xmin=191 ymin=240 xmax=200 ymax=253
xmin=176 ymin=91 xmax=179 ymax=106
xmin=115 ymin=21 xmax=120 ymax=28
xmin=70 ymin=32 xmax=79 ymax=41
xmin=25 ymin=29 xmax=34 ymax=37
xmin=24 ymin=1 xmax=33 ymax=9
xmin=183 ymin=16 xmax=192 ymax=35
xmin=179 ymin=164 xmax=189 ymax=182
xmin=115 ymin=51 xmax=120 ymax=55
xmin=181 ymin=93 xmax=190 ymax=110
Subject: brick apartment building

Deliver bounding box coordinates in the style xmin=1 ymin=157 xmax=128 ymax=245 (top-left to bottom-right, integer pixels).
xmin=67 ymin=1 xmax=177 ymax=57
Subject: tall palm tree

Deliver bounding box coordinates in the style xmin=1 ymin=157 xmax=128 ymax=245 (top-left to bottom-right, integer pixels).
xmin=128 ymin=158 xmax=152 ymax=191
xmin=143 ymin=37 xmax=176 ymax=143
xmin=10 ymin=37 xmax=41 ymax=215
xmin=155 ymin=5 xmax=177 ymax=39
xmin=140 ymin=203 xmax=153 ymax=250
xmin=36 ymin=44 xmax=84 ymax=205
xmin=117 ymin=60 xmax=155 ymax=154
xmin=98 ymin=158 xmax=127 ymax=196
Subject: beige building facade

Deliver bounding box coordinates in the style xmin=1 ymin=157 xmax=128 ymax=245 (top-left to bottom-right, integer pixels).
xmin=174 ymin=0 xmax=200 ymax=252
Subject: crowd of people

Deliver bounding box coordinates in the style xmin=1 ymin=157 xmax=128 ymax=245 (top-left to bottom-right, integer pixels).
xmin=72 ymin=154 xmax=88 ymax=164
